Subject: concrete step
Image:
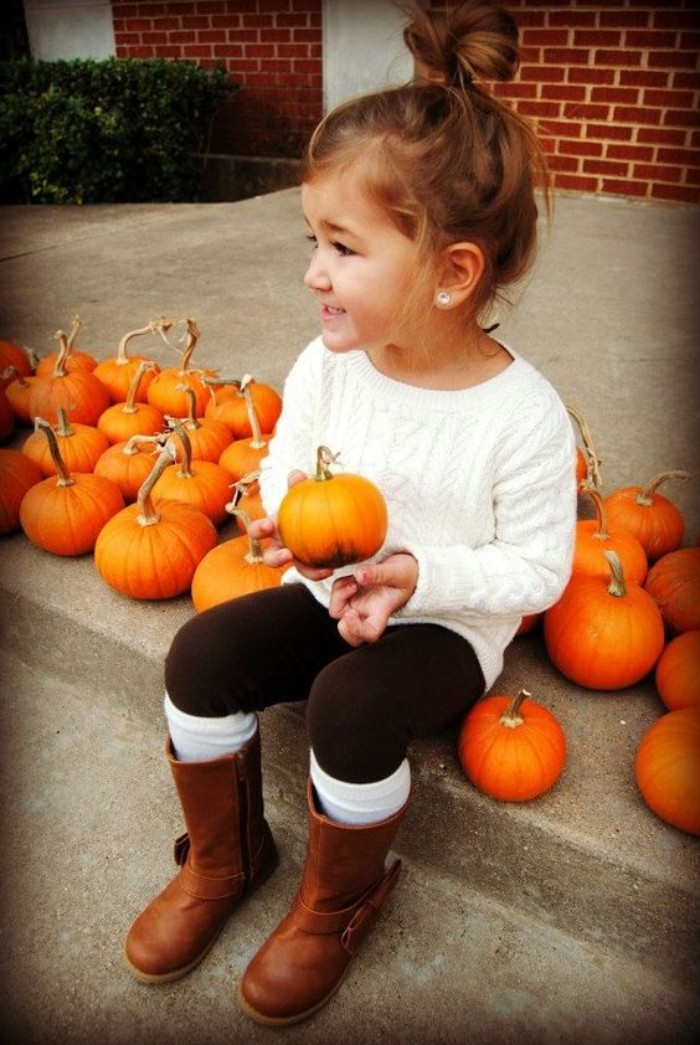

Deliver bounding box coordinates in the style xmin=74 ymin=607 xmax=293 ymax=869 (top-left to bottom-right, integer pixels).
xmin=1 ymin=530 xmax=699 ymax=1044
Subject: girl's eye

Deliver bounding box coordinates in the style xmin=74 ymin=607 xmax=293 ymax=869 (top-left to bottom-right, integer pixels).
xmin=332 ymin=241 xmax=354 ymax=257
xmin=306 ymin=234 xmax=318 ymax=249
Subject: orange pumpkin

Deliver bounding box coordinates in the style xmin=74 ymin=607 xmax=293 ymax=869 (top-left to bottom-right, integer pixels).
xmin=22 ymin=406 xmax=110 ymax=477
xmin=218 ymin=376 xmax=272 ymax=481
xmin=567 ymin=405 xmax=602 ymax=490
xmin=191 ymin=509 xmax=287 ymax=612
xmin=0 ymin=448 xmax=43 ymax=535
xmin=146 ymin=317 xmax=216 ymax=417
xmin=166 ymin=385 xmax=233 ymax=463
xmin=152 ymin=421 xmax=232 ymax=527
xmin=28 ymin=329 xmax=110 ymax=426
xmin=0 ymin=388 xmax=14 ymax=442
xmin=94 ymin=441 xmax=218 ymax=599
xmin=544 ymin=550 xmax=665 ymax=690
xmin=19 ymin=418 xmax=124 ymax=555
xmin=92 ymin=318 xmax=168 ymax=403
xmin=0 ymin=338 xmax=32 ymax=388
xmin=635 ymin=706 xmax=700 ymax=836
xmin=4 ymin=370 xmax=38 ymax=426
xmin=34 ymin=315 xmax=97 ymax=375
xmin=277 ymin=446 xmax=388 ymax=569
xmin=654 ymin=630 xmax=700 ymax=711
xmin=97 ymin=361 xmax=165 ymax=444
xmin=603 ymin=469 xmax=692 ymax=561
xmin=458 ymin=689 xmax=566 ymax=802
xmin=573 ymin=486 xmax=647 ymax=585
xmin=204 ymin=374 xmax=281 ymax=439
xmin=644 ymin=546 xmax=700 ymax=634
xmin=94 ymin=434 xmax=163 ymax=503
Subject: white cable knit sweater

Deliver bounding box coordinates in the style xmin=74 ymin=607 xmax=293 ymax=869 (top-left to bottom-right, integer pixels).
xmin=259 ymin=336 xmax=577 ymax=690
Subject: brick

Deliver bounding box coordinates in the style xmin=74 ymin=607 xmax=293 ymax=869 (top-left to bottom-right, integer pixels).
xmin=657 ymin=147 xmax=700 ymax=168
xmin=585 ymin=123 xmax=633 ymax=142
xmin=141 ymin=32 xmax=169 ymax=45
xmin=606 ymin=143 xmax=654 ymax=162
xmin=653 ymin=11 xmax=700 ymax=31
xmin=647 ymin=50 xmax=698 ymax=70
xmin=563 ymin=103 xmax=611 ymax=120
xmin=182 ymin=44 xmax=213 ymax=58
xmin=517 ymin=100 xmax=562 ymax=118
xmin=213 ymin=44 xmax=243 ymax=59
xmin=543 ymin=47 xmax=590 ymax=64
xmin=494 ymin=83 xmax=538 ymax=100
xmin=633 ymin=163 xmax=682 ymax=183
xmin=549 ymin=11 xmax=597 ymax=29
xmin=552 ymin=173 xmax=600 ymax=193
xmin=573 ymin=30 xmax=623 ymax=47
xmin=663 ymin=109 xmax=700 ymax=130
xmin=672 ymin=71 xmax=700 ymax=90
xmin=123 ymin=19 xmax=153 ymax=32
xmin=625 ymin=30 xmax=679 ymax=48
xmin=650 ymin=183 xmax=699 ymax=203
xmin=546 ymin=154 xmax=580 ymax=174
xmin=521 ymin=29 xmax=569 ymax=46
xmin=600 ymin=178 xmax=649 ymax=198
xmin=599 ymin=11 xmax=650 ymax=29
xmin=535 ymin=120 xmax=583 ymax=138
xmin=619 ymin=70 xmax=669 ymax=88
xmin=613 ymin=106 xmax=662 ymax=126
xmin=590 ymin=87 xmax=640 ymax=104
xmin=182 ymin=17 xmax=211 ymax=30
xmin=583 ymin=158 xmax=630 ymax=177
xmin=568 ymin=68 xmax=615 ymax=86
xmin=595 ymin=49 xmax=643 ymax=67
xmin=644 ymin=88 xmax=695 ymax=109
xmin=519 ymin=66 xmax=566 ymax=84
xmin=557 ymin=139 xmax=604 ymax=158
xmin=637 ymin=127 xmax=688 ymax=147
xmin=541 ymin=84 xmax=586 ymax=102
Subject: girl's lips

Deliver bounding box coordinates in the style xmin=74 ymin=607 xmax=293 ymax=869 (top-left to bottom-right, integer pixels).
xmin=321 ymin=304 xmax=345 ymax=320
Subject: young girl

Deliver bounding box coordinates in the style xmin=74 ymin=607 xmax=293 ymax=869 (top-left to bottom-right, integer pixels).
xmin=125 ymin=0 xmax=576 ymax=1027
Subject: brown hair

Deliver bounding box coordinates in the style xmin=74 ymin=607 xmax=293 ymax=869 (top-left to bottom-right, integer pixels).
xmin=301 ymin=1 xmax=550 ymax=320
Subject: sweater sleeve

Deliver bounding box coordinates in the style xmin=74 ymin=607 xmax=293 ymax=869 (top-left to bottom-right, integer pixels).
xmin=396 ymin=395 xmax=577 ymax=621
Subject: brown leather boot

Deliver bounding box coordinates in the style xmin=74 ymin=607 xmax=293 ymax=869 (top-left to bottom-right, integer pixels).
xmin=238 ymin=780 xmax=409 ymax=1025
xmin=125 ymin=729 xmax=278 ymax=984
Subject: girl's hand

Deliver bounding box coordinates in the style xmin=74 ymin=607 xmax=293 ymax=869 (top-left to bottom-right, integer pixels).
xmin=328 ymin=553 xmax=418 ymax=646
xmin=248 ymin=470 xmax=334 ymax=581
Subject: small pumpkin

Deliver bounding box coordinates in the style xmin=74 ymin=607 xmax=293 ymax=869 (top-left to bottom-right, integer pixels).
xmin=544 ymin=549 xmax=665 ymax=690
xmin=458 ymin=689 xmax=566 ymax=802
xmin=644 ymin=546 xmax=700 ymax=634
xmin=152 ymin=419 xmax=232 ymax=527
xmin=92 ymin=318 xmax=168 ymax=403
xmin=0 ymin=339 xmax=32 ymax=388
xmin=277 ymin=445 xmax=388 ymax=569
xmin=573 ymin=486 xmax=647 ymax=585
xmin=94 ymin=440 xmax=218 ymax=599
xmin=19 ymin=418 xmax=125 ymax=555
xmin=218 ymin=375 xmax=273 ymax=481
xmin=191 ymin=507 xmax=287 ymax=612
xmin=146 ymin=317 xmax=217 ymax=417
xmin=0 ymin=388 xmax=14 ymax=442
xmin=635 ymin=706 xmax=700 ymax=836
xmin=22 ymin=406 xmax=110 ymax=477
xmin=97 ymin=360 xmax=165 ymax=444
xmin=93 ymin=434 xmax=163 ymax=503
xmin=28 ymin=329 xmax=110 ymax=426
xmin=4 ymin=369 xmax=38 ymax=426
xmin=0 ymin=448 xmax=43 ymax=535
xmin=166 ymin=385 xmax=233 ymax=463
xmin=34 ymin=315 xmax=97 ymax=375
xmin=603 ymin=469 xmax=693 ymax=561
xmin=654 ymin=630 xmax=700 ymax=711
xmin=204 ymin=373 xmax=282 ymax=439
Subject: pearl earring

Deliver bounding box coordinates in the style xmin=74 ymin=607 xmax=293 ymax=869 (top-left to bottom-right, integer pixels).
xmin=436 ymin=291 xmax=451 ymax=306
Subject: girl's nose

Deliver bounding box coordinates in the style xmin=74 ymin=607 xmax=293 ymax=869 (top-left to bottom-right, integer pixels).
xmin=304 ymin=250 xmax=331 ymax=292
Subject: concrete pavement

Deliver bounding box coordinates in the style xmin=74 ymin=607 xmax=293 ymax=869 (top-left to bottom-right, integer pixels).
xmin=0 ymin=190 xmax=699 ymax=1044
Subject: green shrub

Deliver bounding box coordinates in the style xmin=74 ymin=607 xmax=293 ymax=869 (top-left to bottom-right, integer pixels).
xmin=0 ymin=57 xmax=235 ymax=203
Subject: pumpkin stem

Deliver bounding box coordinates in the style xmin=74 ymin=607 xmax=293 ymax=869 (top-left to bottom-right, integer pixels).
xmin=54 ymin=405 xmax=74 ymax=439
xmin=51 ymin=330 xmax=70 ymax=378
xmin=136 ymin=440 xmax=177 ymax=526
xmin=567 ymin=405 xmax=602 ymax=489
xmin=165 ymin=417 xmax=194 ymax=478
xmin=602 ymin=549 xmax=626 ymax=597
xmin=123 ymin=433 xmax=162 ymax=458
xmin=121 ymin=359 xmax=156 ymax=415
xmin=315 ymin=445 xmax=340 ymax=481
xmin=241 ymin=375 xmax=267 ymax=449
xmin=178 ymin=317 xmax=200 ymax=372
xmin=228 ymin=505 xmax=266 ymax=563
xmin=636 ymin=469 xmax=694 ymax=506
xmin=34 ymin=416 xmax=74 ymax=487
xmin=170 ymin=384 xmax=201 ymax=432
xmin=115 ymin=317 xmax=172 ymax=365
xmin=583 ymin=486 xmax=611 ymax=541
xmin=66 ymin=314 xmax=82 ymax=350
xmin=499 ymin=689 xmax=530 ymax=728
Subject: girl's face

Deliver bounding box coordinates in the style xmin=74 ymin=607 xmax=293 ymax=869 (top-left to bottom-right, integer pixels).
xmin=301 ymin=167 xmax=428 ymax=359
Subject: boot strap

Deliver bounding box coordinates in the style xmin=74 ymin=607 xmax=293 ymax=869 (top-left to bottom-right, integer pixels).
xmin=291 ymin=858 xmax=401 ymax=955
xmin=173 ymin=832 xmax=246 ymax=901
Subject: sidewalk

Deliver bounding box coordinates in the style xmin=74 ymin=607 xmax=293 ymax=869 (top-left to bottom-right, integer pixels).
xmin=0 ymin=190 xmax=699 ymax=1044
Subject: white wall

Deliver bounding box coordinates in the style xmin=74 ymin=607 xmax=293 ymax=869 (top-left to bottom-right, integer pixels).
xmin=24 ymin=0 xmax=116 ymax=61
xmin=322 ymin=0 xmax=413 ymax=111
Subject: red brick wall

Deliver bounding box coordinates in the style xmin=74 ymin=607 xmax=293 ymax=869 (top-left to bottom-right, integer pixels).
xmin=111 ymin=0 xmax=323 ymax=157
xmin=112 ymin=1 xmax=699 ymax=202
xmin=493 ymin=1 xmax=699 ymax=204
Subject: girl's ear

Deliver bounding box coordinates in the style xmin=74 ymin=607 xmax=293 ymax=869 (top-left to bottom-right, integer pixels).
xmin=435 ymin=242 xmax=485 ymax=307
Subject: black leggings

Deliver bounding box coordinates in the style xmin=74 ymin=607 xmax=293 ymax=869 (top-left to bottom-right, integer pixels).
xmin=165 ymin=584 xmax=485 ymax=783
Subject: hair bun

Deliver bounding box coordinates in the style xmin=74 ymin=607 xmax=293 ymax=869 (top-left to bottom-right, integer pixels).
xmin=403 ymin=1 xmax=520 ymax=89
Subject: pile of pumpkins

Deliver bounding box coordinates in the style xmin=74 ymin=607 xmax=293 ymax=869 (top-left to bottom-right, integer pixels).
xmin=1 ymin=318 xmax=699 ymax=837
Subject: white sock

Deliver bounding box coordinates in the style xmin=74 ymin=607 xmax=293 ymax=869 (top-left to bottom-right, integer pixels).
xmin=164 ymin=692 xmax=257 ymax=762
xmin=310 ymin=749 xmax=411 ymax=826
